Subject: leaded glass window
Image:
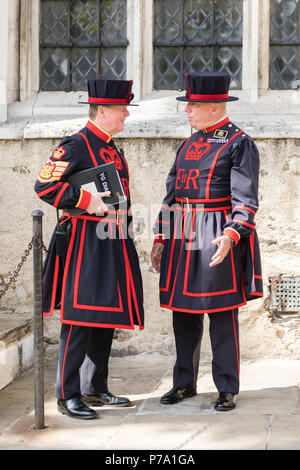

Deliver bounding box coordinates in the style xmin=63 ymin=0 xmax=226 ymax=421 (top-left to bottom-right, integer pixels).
xmin=270 ymin=0 xmax=300 ymax=89
xmin=153 ymin=0 xmax=243 ymax=90
xmin=40 ymin=0 xmax=128 ymax=91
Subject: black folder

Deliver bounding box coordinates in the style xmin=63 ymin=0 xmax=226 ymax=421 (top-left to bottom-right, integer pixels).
xmin=67 ymin=162 xmax=126 ymax=215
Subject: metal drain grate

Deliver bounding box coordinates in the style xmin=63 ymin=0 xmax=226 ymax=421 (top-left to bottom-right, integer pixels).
xmin=270 ymin=275 xmax=300 ymax=313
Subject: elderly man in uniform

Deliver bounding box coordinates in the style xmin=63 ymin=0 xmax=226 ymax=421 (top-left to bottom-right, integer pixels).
xmin=151 ymin=72 xmax=263 ymax=411
xmin=35 ymin=79 xmax=144 ymax=419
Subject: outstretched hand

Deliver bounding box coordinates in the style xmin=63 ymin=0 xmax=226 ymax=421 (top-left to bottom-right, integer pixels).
xmin=209 ymin=235 xmax=232 ymax=267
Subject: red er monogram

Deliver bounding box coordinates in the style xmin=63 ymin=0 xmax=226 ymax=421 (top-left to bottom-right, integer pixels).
xmin=99 ymin=147 xmax=122 ymax=170
xmin=185 ymin=137 xmax=211 ymax=160
xmin=176 ymin=169 xmax=200 ymax=190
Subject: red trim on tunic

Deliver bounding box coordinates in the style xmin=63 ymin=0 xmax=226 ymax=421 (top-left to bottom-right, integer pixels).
xmin=176 ymin=195 xmax=231 ymax=203
xmin=60 ymin=217 xmax=77 ymax=323
xmin=85 ymin=120 xmax=111 ymax=143
xmin=176 ymin=134 xmax=196 ymax=170
xmin=53 ymin=182 xmax=69 ymax=208
xmin=160 ymin=301 xmax=247 ymax=314
xmin=234 ymin=205 xmax=257 ymax=216
xmin=76 ymin=132 xmax=98 ymax=166
xmin=182 ymin=210 xmax=238 ymax=297
xmin=59 ymin=215 xmax=142 ymax=328
xmin=37 ymin=181 xmax=63 ymax=198
xmin=73 ymin=219 xmax=123 ymax=312
xmin=248 ymin=231 xmax=261 ymax=296
xmin=179 ymin=205 xmax=232 ymax=213
xmin=119 ymin=223 xmax=143 ymax=329
xmin=63 ymin=211 xmax=130 ymax=220
xmin=43 ymin=255 xmax=60 ymax=317
xmin=160 ymin=212 xmax=179 ymax=293
xmin=233 ymin=218 xmax=256 ymax=230
xmin=159 ymin=210 xmax=248 ymax=313
xmin=77 ymin=128 xmax=130 ymax=184
xmin=205 ymin=130 xmax=243 ymax=199
xmin=119 ymin=152 xmax=129 ymax=179
xmin=76 ymin=189 xmax=91 ymax=211
xmin=166 ymin=212 xmax=187 ymax=307
xmin=224 ymin=227 xmax=240 ymax=246
xmin=155 ymin=219 xmax=170 ymax=224
xmin=61 ymin=319 xmax=136 ymax=329
xmin=202 ymin=116 xmax=230 ymax=133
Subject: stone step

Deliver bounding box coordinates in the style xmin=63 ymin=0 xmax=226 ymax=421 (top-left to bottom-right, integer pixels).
xmin=0 ymin=313 xmax=34 ymax=390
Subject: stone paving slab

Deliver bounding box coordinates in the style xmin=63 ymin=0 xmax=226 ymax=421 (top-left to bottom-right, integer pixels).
xmin=268 ymin=415 xmax=300 ymax=450
xmin=106 ymin=414 xmax=271 ymax=451
xmin=136 ymin=387 xmax=298 ymax=417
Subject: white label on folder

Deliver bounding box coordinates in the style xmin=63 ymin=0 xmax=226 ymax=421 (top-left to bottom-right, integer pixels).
xmin=81 ymin=182 xmax=98 ymax=194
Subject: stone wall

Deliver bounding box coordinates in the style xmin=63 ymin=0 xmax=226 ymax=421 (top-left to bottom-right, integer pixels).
xmin=0 ymin=135 xmax=299 ymax=360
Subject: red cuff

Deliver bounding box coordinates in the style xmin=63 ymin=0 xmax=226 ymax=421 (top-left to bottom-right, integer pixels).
xmin=75 ymin=189 xmax=91 ymax=210
xmin=153 ymin=234 xmax=165 ymax=245
xmin=223 ymin=227 xmax=240 ymax=246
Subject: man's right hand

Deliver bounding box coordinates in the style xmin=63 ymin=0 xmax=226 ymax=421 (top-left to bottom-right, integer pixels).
xmin=86 ymin=191 xmax=111 ymax=215
xmin=151 ymin=242 xmax=164 ymax=273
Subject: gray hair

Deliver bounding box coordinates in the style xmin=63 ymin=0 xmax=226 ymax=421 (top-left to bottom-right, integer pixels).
xmin=89 ymin=104 xmax=112 ymax=120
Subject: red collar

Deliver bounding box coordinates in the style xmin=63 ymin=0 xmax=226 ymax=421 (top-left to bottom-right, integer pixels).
xmin=201 ymin=116 xmax=230 ymax=134
xmin=86 ymin=120 xmax=112 ymax=143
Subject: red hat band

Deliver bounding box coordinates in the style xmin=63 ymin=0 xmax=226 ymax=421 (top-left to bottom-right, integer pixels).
xmin=187 ymin=93 xmax=229 ymax=101
xmin=88 ymin=97 xmax=130 ymax=104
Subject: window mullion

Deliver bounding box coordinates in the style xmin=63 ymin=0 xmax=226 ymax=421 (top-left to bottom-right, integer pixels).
xmin=242 ymin=0 xmax=263 ymax=99
xmin=98 ymin=0 xmax=101 ymax=78
xmin=259 ymin=0 xmax=271 ymax=93
xmin=67 ymin=0 xmax=71 ymax=91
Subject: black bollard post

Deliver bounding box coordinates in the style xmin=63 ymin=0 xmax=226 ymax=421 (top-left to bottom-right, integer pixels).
xmin=32 ymin=210 xmax=45 ymax=430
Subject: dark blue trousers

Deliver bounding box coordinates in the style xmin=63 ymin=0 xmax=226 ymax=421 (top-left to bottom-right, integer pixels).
xmin=172 ymin=309 xmax=240 ymax=395
xmin=55 ymin=324 xmax=114 ymax=400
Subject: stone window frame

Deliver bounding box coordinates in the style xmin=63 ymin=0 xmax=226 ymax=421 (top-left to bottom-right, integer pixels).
xmin=17 ymin=0 xmax=300 ymax=108
xmin=20 ymin=0 xmax=143 ymax=100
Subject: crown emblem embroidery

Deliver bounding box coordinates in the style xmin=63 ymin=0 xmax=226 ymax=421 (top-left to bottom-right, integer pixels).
xmin=52 ymin=146 xmax=66 ymax=160
xmin=185 ymin=137 xmax=211 ymax=160
xmin=99 ymin=147 xmax=122 ymax=170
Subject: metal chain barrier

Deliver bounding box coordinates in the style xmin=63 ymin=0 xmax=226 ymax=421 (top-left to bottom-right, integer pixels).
xmin=0 ymin=234 xmax=47 ymax=300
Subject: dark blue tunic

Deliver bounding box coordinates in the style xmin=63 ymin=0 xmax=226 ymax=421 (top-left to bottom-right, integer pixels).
xmin=154 ymin=116 xmax=263 ymax=313
xmin=34 ymin=120 xmax=144 ymax=330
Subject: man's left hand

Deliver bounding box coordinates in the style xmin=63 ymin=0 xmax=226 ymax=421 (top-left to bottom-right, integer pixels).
xmin=209 ymin=235 xmax=232 ymax=267
xmin=151 ymin=242 xmax=164 ymax=273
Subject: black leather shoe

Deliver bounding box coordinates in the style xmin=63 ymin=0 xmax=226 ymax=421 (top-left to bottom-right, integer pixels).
xmin=160 ymin=386 xmax=197 ymax=405
xmin=57 ymin=396 xmax=97 ymax=419
xmin=214 ymin=392 xmax=237 ymax=411
xmin=82 ymin=391 xmax=132 ymax=407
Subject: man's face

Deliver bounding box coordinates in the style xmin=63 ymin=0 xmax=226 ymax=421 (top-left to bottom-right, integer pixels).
xmin=184 ymin=102 xmax=219 ymax=130
xmin=98 ymin=105 xmax=130 ymax=135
